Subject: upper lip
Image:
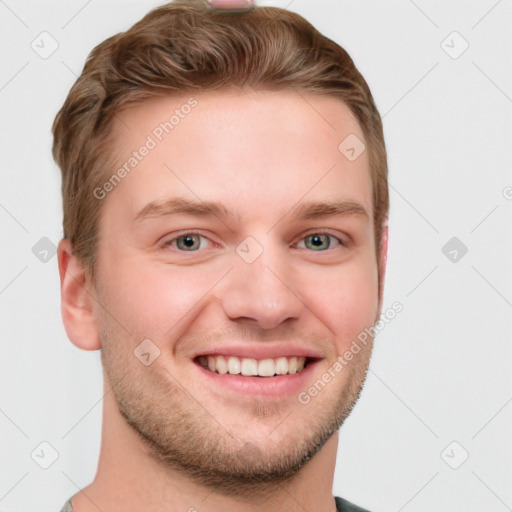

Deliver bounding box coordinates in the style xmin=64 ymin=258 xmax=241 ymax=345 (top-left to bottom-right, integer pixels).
xmin=192 ymin=344 xmax=324 ymax=360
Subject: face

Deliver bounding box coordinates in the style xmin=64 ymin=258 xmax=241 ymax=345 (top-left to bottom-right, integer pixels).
xmin=91 ymin=87 xmax=383 ymax=493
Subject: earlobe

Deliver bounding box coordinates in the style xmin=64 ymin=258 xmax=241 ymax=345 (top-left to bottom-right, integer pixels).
xmin=57 ymin=239 xmax=101 ymax=351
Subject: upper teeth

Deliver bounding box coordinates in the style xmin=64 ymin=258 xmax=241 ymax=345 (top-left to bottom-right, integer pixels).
xmin=199 ymin=356 xmax=307 ymax=377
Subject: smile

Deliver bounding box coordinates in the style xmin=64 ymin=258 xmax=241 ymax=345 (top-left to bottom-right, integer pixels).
xmin=197 ymin=355 xmax=308 ymax=377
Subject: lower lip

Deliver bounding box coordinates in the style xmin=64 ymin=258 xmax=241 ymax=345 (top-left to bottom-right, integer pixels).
xmin=193 ymin=359 xmax=322 ymax=398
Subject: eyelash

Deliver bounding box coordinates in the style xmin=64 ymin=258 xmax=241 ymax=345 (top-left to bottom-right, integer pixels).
xmin=161 ymin=230 xmax=348 ymax=252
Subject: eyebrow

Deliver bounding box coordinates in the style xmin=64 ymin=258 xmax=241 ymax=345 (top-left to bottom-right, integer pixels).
xmin=134 ymin=198 xmax=229 ymax=223
xmin=292 ymin=200 xmax=369 ymax=222
xmin=134 ymin=198 xmax=369 ymax=224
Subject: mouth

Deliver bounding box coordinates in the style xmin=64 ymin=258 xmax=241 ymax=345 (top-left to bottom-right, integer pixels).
xmin=196 ymin=355 xmax=314 ymax=377
xmin=193 ymin=354 xmax=322 ymax=397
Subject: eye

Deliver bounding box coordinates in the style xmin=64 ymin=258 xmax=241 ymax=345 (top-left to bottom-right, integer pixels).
xmin=296 ymin=232 xmax=344 ymax=252
xmin=162 ymin=233 xmax=211 ymax=252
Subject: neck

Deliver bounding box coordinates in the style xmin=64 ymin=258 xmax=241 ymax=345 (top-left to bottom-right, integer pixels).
xmin=73 ymin=382 xmax=339 ymax=512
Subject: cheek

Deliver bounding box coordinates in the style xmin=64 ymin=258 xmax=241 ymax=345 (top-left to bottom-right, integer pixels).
xmin=306 ymin=258 xmax=378 ymax=347
xmin=100 ymin=258 xmax=227 ymax=337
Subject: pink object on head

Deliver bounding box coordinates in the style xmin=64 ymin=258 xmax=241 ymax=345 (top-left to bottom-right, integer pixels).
xmin=206 ymin=0 xmax=255 ymax=11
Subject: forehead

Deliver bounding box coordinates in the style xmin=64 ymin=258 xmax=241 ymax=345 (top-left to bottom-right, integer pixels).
xmin=104 ymin=88 xmax=373 ymax=226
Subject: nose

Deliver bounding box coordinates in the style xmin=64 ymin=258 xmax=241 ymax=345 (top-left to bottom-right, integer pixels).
xmin=215 ymin=246 xmax=305 ymax=330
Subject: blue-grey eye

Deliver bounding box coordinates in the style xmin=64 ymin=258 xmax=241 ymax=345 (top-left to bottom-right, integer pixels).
xmin=302 ymin=234 xmax=335 ymax=251
xmin=176 ymin=234 xmax=202 ymax=251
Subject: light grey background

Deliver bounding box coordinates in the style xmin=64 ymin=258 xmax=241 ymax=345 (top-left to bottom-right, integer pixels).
xmin=1 ymin=0 xmax=511 ymax=511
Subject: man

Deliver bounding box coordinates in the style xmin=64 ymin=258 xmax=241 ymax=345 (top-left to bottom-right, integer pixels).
xmin=54 ymin=0 xmax=389 ymax=510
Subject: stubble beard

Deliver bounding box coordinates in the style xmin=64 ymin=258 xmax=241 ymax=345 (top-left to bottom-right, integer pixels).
xmin=98 ymin=320 xmax=373 ymax=498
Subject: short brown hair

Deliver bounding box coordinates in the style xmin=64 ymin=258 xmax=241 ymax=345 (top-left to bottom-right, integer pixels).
xmin=52 ymin=0 xmax=388 ymax=278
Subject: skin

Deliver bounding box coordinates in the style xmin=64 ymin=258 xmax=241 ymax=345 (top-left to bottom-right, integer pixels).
xmin=58 ymin=87 xmax=388 ymax=512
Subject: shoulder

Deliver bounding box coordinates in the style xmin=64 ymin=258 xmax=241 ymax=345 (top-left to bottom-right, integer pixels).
xmin=59 ymin=496 xmax=74 ymax=512
xmin=335 ymin=496 xmax=373 ymax=512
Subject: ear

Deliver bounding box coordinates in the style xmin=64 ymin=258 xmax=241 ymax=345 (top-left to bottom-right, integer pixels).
xmin=57 ymin=238 xmax=101 ymax=351
xmin=376 ymin=225 xmax=389 ymax=320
